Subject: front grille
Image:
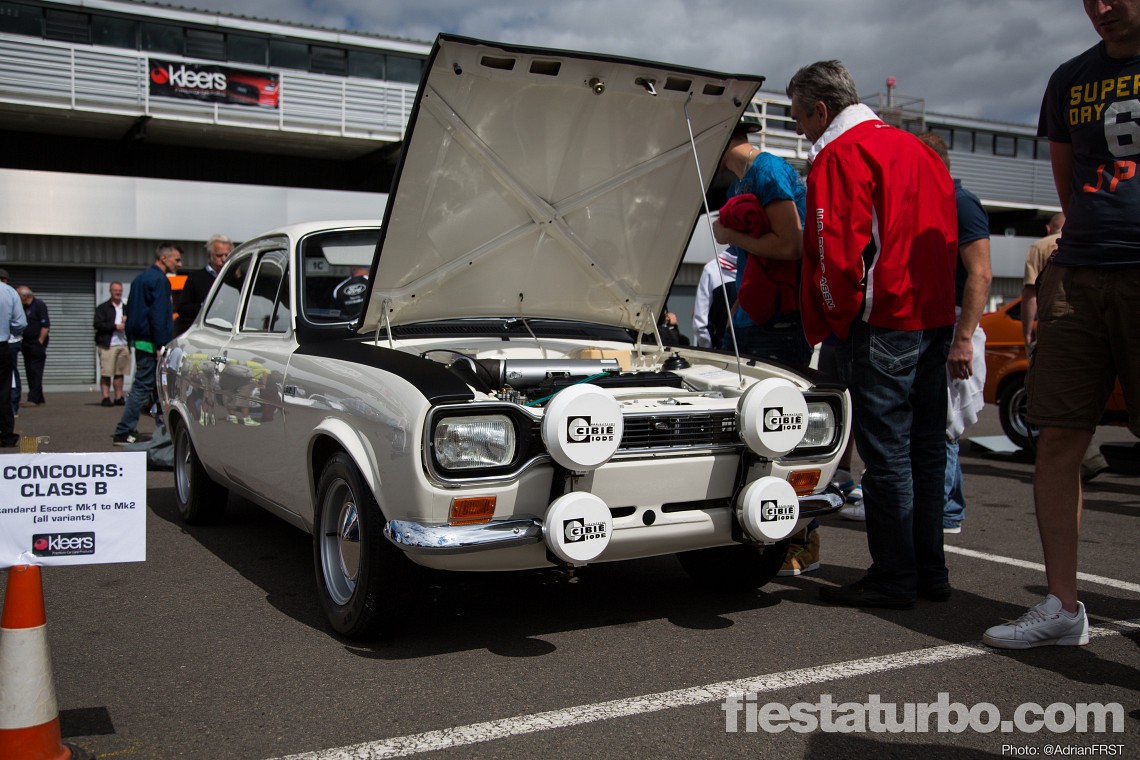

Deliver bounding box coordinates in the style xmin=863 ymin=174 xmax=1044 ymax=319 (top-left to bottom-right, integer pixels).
xmin=619 ymin=411 xmax=739 ymax=451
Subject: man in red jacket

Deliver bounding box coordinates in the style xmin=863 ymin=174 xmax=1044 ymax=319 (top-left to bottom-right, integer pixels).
xmin=787 ymin=60 xmax=958 ymax=609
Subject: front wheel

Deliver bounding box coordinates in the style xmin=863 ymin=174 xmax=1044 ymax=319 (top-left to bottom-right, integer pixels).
xmin=998 ymin=377 xmax=1035 ymax=451
xmin=313 ymin=453 xmax=418 ymax=640
xmin=677 ymin=538 xmax=791 ymax=593
xmin=172 ymin=419 xmax=228 ymax=524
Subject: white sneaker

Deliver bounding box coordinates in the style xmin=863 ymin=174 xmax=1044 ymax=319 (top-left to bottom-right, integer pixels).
xmin=839 ymin=499 xmax=865 ymax=521
xmin=983 ymin=595 xmax=1089 ymax=649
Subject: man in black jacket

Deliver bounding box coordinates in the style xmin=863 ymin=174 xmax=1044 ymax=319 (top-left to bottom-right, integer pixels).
xmin=94 ymin=281 xmax=129 ymax=407
xmin=175 ymin=233 xmax=231 ymax=334
xmin=17 ymin=286 xmax=49 ymax=406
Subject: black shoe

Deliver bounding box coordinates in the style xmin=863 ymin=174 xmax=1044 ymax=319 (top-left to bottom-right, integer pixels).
xmin=918 ymin=582 xmax=952 ymax=602
xmin=112 ymin=432 xmax=137 ymax=446
xmin=114 ymin=398 xmax=125 ymax=406
xmin=819 ymin=578 xmax=915 ymax=610
xmin=0 ymin=435 xmax=19 ymax=447
xmin=101 ymin=398 xmax=113 ymax=407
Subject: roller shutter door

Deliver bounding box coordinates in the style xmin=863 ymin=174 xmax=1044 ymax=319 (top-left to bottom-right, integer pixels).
xmin=4 ymin=267 xmax=96 ymax=386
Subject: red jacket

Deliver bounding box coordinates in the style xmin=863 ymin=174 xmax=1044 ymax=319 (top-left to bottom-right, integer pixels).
xmin=719 ymin=194 xmax=798 ymax=325
xmin=800 ymin=119 xmax=957 ymax=344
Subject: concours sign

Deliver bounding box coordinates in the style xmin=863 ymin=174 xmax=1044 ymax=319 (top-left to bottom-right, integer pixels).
xmin=148 ymin=58 xmax=280 ymax=108
xmin=0 ymin=452 xmax=146 ymax=567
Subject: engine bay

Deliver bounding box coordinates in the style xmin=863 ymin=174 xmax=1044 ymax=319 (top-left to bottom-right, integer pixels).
xmin=451 ymin=356 xmax=690 ymax=406
xmin=424 ymin=348 xmax=741 ymax=408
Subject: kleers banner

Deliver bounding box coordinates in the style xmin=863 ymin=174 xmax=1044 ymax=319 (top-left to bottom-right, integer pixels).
xmin=148 ymin=58 xmax=280 ymax=108
xmin=0 ymin=452 xmax=147 ymax=567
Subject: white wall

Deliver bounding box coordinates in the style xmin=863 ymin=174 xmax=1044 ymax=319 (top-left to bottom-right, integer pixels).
xmin=0 ymin=168 xmax=387 ymax=242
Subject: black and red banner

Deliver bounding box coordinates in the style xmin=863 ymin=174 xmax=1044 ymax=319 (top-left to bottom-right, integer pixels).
xmin=148 ymin=59 xmax=280 ymax=109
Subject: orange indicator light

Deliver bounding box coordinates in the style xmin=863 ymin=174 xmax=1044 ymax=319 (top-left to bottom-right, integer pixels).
xmin=449 ymin=496 xmax=497 ymax=525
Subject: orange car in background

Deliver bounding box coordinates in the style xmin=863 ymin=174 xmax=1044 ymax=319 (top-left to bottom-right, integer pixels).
xmin=169 ymin=273 xmax=187 ymax=321
xmin=980 ymin=298 xmax=1128 ymax=449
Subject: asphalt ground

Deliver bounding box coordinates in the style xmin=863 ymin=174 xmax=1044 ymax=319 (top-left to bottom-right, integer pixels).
xmin=1 ymin=391 xmax=1137 ymax=760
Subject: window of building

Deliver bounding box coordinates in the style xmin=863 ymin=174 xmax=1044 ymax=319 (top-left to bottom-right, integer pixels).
xmin=142 ymin=21 xmax=183 ymax=56
xmin=1016 ymin=137 xmax=1035 ymax=159
xmin=228 ymin=34 xmax=267 ymax=66
xmin=348 ymin=49 xmax=385 ymax=80
xmin=44 ymin=8 xmax=89 ymax=43
xmin=387 ymin=54 xmax=423 ymax=84
xmin=0 ymin=2 xmax=43 ymax=36
xmin=310 ymin=45 xmax=347 ymax=76
xmin=269 ymin=39 xmax=309 ymax=71
xmin=91 ymin=16 xmax=138 ymax=49
xmin=185 ymin=28 xmax=225 ymax=61
xmin=762 ymin=103 xmax=793 ymax=132
xmin=931 ymin=126 xmax=953 ymax=148
xmin=994 ymin=134 xmax=1016 ymax=157
xmin=974 ymin=131 xmax=993 ymax=155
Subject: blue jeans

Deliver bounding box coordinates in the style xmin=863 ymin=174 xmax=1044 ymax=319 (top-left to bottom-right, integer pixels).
xmin=837 ymin=322 xmax=952 ymax=598
xmin=944 ymin=437 xmax=964 ymax=528
xmin=115 ymin=350 xmax=157 ymax=436
xmin=724 ymin=312 xmax=812 ymax=367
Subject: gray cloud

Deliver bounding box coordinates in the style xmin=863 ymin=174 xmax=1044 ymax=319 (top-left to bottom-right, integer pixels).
xmin=169 ymin=0 xmax=1097 ymax=124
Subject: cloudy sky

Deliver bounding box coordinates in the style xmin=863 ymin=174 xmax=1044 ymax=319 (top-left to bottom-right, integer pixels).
xmin=166 ymin=0 xmax=1097 ymax=126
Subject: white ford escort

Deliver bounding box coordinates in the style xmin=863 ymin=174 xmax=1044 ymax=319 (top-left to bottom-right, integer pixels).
xmin=160 ymin=34 xmax=850 ymax=639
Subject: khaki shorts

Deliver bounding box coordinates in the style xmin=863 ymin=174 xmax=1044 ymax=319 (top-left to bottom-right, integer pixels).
xmin=1026 ymin=264 xmax=1140 ymax=436
xmin=99 ymin=345 xmax=131 ymax=378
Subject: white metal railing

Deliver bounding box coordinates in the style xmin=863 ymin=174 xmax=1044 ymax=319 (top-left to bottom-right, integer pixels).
xmin=0 ymin=33 xmax=415 ymax=142
xmin=741 ymin=97 xmax=813 ymax=161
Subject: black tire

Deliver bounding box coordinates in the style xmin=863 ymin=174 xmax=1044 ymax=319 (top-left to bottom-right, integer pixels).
xmin=677 ymin=538 xmax=791 ymax=593
xmin=172 ymin=418 xmax=228 ymax=524
xmin=313 ymin=453 xmax=418 ymax=640
xmin=998 ymin=376 xmax=1035 ymax=451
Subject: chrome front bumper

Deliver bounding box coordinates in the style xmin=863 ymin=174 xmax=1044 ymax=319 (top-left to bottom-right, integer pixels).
xmin=384 ymin=489 xmax=844 ymax=555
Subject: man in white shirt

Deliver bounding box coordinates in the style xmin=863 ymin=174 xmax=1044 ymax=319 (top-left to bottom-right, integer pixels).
xmin=692 ymin=250 xmax=737 ymax=348
xmin=94 ymin=281 xmax=130 ymax=407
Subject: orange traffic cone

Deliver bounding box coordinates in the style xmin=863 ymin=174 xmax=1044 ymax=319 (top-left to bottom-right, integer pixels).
xmin=0 ymin=565 xmax=93 ymax=760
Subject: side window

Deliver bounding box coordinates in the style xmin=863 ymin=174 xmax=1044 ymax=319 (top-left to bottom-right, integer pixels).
xmin=241 ymin=251 xmax=290 ymax=334
xmin=203 ymin=251 xmax=252 ymax=331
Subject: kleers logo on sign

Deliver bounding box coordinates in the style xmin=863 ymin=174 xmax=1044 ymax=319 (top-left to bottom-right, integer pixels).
xmin=148 ymin=58 xmax=279 ymax=108
xmin=32 ymin=532 xmax=95 ymax=557
xmin=150 ymin=63 xmax=226 ymax=92
xmin=563 ymin=519 xmax=608 ymax=543
xmin=763 ymin=407 xmax=804 ymax=433
xmin=759 ymin=500 xmax=795 ymax=522
xmin=566 ymin=416 xmax=616 ymax=444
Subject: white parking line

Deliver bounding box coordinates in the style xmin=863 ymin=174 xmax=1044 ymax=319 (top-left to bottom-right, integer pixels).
xmin=268 ymin=619 xmax=1140 ymax=760
xmin=944 ymin=545 xmax=1140 ymax=594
